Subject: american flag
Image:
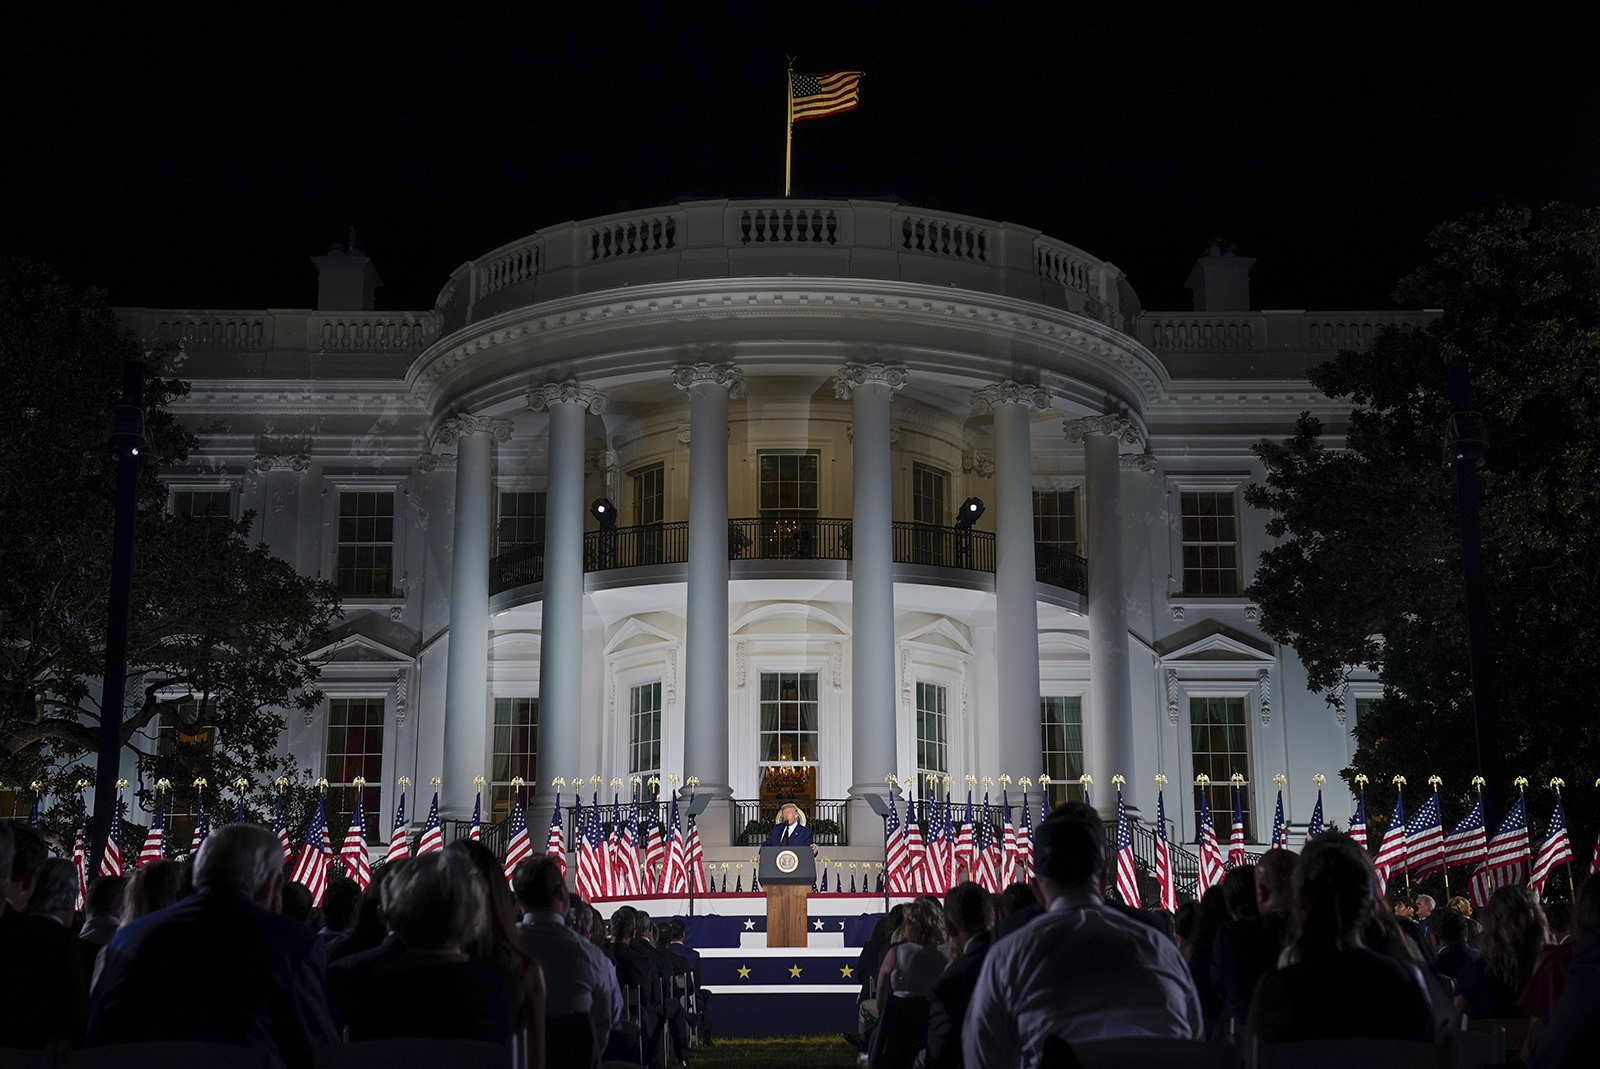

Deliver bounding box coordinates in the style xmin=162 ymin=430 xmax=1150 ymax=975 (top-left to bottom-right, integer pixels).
xmin=1114 ymin=787 xmax=1141 ymax=908
xmin=542 ymin=791 xmax=565 ymax=880
xmin=687 ymin=814 xmax=709 ymax=894
xmin=975 ymin=796 xmax=999 ymax=892
xmin=885 ymin=790 xmax=911 ymax=894
xmin=1529 ymin=796 xmax=1573 ymax=900
xmin=28 ymin=797 xmax=39 ymax=827
xmin=235 ymin=793 xmax=246 ymax=824
xmin=340 ymin=796 xmax=371 ymax=891
xmin=954 ymin=792 xmax=975 ymax=883
xmin=1269 ymin=787 xmax=1287 ymax=849
xmin=663 ymin=795 xmax=690 ymax=895
xmin=99 ymin=799 xmax=125 ymax=877
xmin=1001 ymin=791 xmax=1019 ymax=888
xmin=1153 ymin=786 xmax=1176 ymax=912
xmin=789 ymin=71 xmax=863 ymax=122
xmin=1592 ymin=824 xmax=1600 ymax=877
xmin=1350 ymin=788 xmax=1370 ymax=851
xmin=384 ymin=788 xmax=409 ymax=864
xmin=944 ymin=794 xmax=961 ymax=887
xmin=71 ymin=796 xmax=88 ymax=911
xmin=1305 ymin=788 xmax=1326 ymax=842
xmin=615 ymin=793 xmax=642 ymax=897
xmin=906 ymin=799 xmax=930 ymax=893
xmin=273 ymin=791 xmax=292 ymax=863
xmin=606 ymin=794 xmax=625 ymax=893
xmin=1228 ymin=786 xmax=1248 ymax=868
xmin=189 ymin=792 xmax=209 ymax=856
xmin=1445 ymin=791 xmax=1489 ymax=868
xmin=1014 ymin=792 xmax=1034 ymax=883
xmin=137 ymin=800 xmax=167 ymax=868
xmin=1470 ymin=793 xmax=1532 ymax=906
xmin=468 ymin=790 xmax=482 ymax=841
xmin=1373 ymin=792 xmax=1408 ymax=891
xmin=576 ymin=792 xmax=610 ymax=900
xmin=987 ymin=799 xmax=1006 ymax=889
xmin=1404 ymin=792 xmax=1446 ymax=880
xmin=503 ymin=798 xmax=534 ymax=882
xmin=1196 ymin=788 xmax=1225 ymax=892
xmin=415 ymin=791 xmax=444 ymax=855
xmin=290 ymin=799 xmax=331 ymax=905
xmin=644 ymin=803 xmax=666 ymax=893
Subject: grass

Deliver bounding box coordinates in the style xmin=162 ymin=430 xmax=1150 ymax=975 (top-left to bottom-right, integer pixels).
xmin=690 ymin=1035 xmax=860 ymax=1068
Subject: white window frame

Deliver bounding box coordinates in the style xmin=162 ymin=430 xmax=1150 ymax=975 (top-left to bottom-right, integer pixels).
xmin=1164 ymin=472 xmax=1252 ymax=604
xmin=322 ymin=475 xmax=409 ymax=605
xmin=627 ymin=680 xmax=664 ymax=780
xmin=164 ymin=477 xmax=242 ymax=520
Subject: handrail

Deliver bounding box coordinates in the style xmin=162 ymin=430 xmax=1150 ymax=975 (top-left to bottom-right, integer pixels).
xmin=891 ymin=522 xmax=995 ymax=571
xmin=733 ymin=798 xmax=850 ymax=846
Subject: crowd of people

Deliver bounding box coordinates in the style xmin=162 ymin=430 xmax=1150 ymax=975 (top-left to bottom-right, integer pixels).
xmin=3 ymin=800 xmax=1598 ymax=1068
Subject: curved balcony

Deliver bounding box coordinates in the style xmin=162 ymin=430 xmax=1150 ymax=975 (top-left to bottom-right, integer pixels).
xmin=487 ymin=518 xmax=1088 ymax=601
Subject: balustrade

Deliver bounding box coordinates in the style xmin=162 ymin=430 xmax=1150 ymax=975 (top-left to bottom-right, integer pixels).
xmin=590 ymin=215 xmax=677 ymax=260
xmin=475 ymin=243 xmax=539 ymax=298
xmin=899 ymin=213 xmax=989 ymax=261
xmin=312 ymin=314 xmax=436 ymax=351
xmin=146 ymin=314 xmax=270 ymax=350
xmin=738 ymin=207 xmax=839 ymax=245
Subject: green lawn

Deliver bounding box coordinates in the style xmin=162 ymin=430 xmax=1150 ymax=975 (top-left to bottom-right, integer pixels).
xmin=691 ymin=1035 xmax=859 ymax=1068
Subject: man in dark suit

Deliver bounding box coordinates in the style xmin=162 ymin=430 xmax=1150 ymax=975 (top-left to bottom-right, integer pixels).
xmin=763 ymin=803 xmax=816 ymax=852
xmin=609 ymin=906 xmax=666 ymax=1067
xmin=1211 ymin=848 xmax=1297 ymax=1036
xmin=923 ymin=881 xmax=995 ymax=1069
xmin=0 ymin=821 xmax=87 ymax=1049
xmin=88 ymin=823 xmax=339 ymax=1067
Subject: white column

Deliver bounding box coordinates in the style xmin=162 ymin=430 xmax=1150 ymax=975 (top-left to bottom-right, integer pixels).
xmin=974 ymin=382 xmax=1052 ymax=781
xmin=1067 ymin=414 xmax=1141 ymax=803
xmin=437 ymin=414 xmax=512 ymax=817
xmin=527 ymin=382 xmax=606 ymax=830
xmin=672 ymin=363 xmax=743 ymax=838
xmin=836 ymin=362 xmax=907 ymax=841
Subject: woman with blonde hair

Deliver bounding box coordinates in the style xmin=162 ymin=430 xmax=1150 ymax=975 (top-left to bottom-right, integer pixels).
xmin=869 ymin=896 xmax=950 ymax=1068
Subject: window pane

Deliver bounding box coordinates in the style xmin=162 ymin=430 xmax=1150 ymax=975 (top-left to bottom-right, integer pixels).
xmin=1039 ymin=696 xmax=1084 ymax=805
xmin=490 ymin=698 xmax=538 ymax=823
xmin=1190 ymin=696 xmax=1249 ymax=840
xmin=498 ymin=492 xmax=547 ymax=552
xmin=336 ymin=492 xmax=395 ymax=596
xmin=1179 ymin=491 xmax=1241 ymax=595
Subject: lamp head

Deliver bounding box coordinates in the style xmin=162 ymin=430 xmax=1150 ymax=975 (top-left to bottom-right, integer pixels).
xmin=590 ymin=497 xmax=617 ymax=530
xmin=954 ymin=497 xmax=985 ymax=529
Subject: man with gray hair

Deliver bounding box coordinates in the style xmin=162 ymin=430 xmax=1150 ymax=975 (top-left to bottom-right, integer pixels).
xmin=27 ymin=856 xmax=81 ymax=927
xmin=89 ymin=823 xmax=338 ymax=1065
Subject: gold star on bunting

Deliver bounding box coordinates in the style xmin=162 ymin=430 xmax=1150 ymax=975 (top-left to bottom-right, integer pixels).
xmin=789 ymin=964 xmax=803 ymax=978
xmin=840 ymin=965 xmax=854 ymax=979
xmin=736 ymin=965 xmax=751 ymax=979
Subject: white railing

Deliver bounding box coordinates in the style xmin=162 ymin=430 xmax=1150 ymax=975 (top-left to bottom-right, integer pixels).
xmin=140 ymin=313 xmax=272 ymax=350
xmin=1302 ymin=314 xmax=1427 ymax=350
xmin=309 ymin=313 xmax=437 ymax=351
xmin=1034 ymin=237 xmax=1098 ymax=296
xmin=589 ymin=214 xmax=678 ymax=260
xmin=897 ymin=212 xmax=990 ymax=262
xmin=474 ymin=241 xmax=539 ymax=299
xmin=1142 ymin=315 xmax=1259 ymax=351
xmin=737 ymin=206 xmax=840 ymax=244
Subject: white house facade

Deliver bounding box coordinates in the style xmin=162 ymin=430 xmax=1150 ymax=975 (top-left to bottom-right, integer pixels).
xmin=118 ymin=198 xmax=1428 ymax=869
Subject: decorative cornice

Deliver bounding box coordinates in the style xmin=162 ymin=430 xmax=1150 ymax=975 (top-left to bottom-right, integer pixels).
xmin=962 ymin=451 xmax=996 ymax=477
xmin=434 ymin=414 xmax=513 ymax=445
xmin=527 ymin=380 xmax=607 ymax=414
xmin=414 ymin=452 xmax=457 ymax=473
xmin=971 ymin=380 xmax=1051 ymax=414
xmin=833 ymin=362 xmax=909 ymax=400
xmin=671 ymin=362 xmax=745 ymax=399
xmin=253 ymin=435 xmax=313 ymax=472
xmin=1119 ymin=451 xmax=1158 ymax=472
xmin=1064 ymin=414 xmax=1141 ymax=446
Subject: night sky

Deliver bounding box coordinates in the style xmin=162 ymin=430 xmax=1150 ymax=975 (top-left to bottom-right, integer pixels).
xmin=10 ymin=3 xmax=1597 ymax=315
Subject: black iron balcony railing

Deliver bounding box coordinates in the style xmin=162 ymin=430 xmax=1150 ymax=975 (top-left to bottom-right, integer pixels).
xmin=891 ymin=521 xmax=995 ymax=571
xmin=728 ymin=516 xmax=852 ymax=561
xmin=584 ymin=521 xmax=690 ymax=571
xmin=489 ymin=543 xmax=545 ymax=592
xmin=733 ymin=798 xmax=850 ymax=847
xmin=1035 ymin=542 xmax=1089 ymax=595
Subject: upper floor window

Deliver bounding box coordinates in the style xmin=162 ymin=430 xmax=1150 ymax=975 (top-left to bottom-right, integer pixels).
xmin=498 ymin=492 xmax=546 ymax=554
xmin=632 ymin=465 xmax=665 ymax=526
xmin=912 ymin=464 xmax=948 ymax=526
xmin=336 ymin=492 xmax=394 ymax=597
xmin=758 ymin=453 xmax=818 ymax=518
xmin=629 ymin=682 xmax=662 ymax=778
xmin=1033 ymin=490 xmax=1078 ymax=556
xmin=1180 ymin=491 xmax=1240 ymax=595
xmin=492 ymin=698 xmax=538 ymax=823
xmin=915 ymin=682 xmax=948 ymax=800
xmin=1040 ymin=696 xmax=1085 ymax=807
xmin=172 ymin=489 xmax=233 ymax=520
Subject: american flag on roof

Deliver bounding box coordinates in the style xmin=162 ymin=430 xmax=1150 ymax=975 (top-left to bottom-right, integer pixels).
xmin=340 ymin=795 xmax=371 ymax=891
xmin=503 ymin=797 xmax=533 ymax=882
xmin=290 ymin=798 xmax=331 ymax=905
xmin=1228 ymin=786 xmax=1248 ymax=868
xmin=1445 ymin=791 xmax=1489 ymax=868
xmin=1350 ymin=787 xmax=1370 ymax=851
xmin=1404 ymin=792 xmax=1446 ymax=880
xmin=1153 ymin=785 xmax=1176 ymax=913
xmin=385 ymin=787 xmax=409 ymax=864
xmin=1529 ymin=795 xmax=1573 ymax=900
xmin=789 ymin=71 xmax=863 ymax=121
xmin=1114 ymin=786 xmax=1141 ymax=908
xmin=138 ymin=799 xmax=167 ymax=868
xmin=100 ymin=799 xmax=125 ymax=877
xmin=415 ymin=791 xmax=444 ymax=855
xmin=1470 ymin=792 xmax=1532 ymax=906
xmin=1196 ymin=788 xmax=1225 ymax=892
xmin=273 ymin=791 xmax=292 ymax=864
xmin=1373 ymin=791 xmax=1408 ymax=891
xmin=542 ymin=790 xmax=565 ymax=880
xmin=1305 ymin=787 xmax=1326 ymax=843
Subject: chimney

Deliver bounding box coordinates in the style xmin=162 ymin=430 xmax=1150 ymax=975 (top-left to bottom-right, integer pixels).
xmin=1184 ymin=240 xmax=1254 ymax=312
xmin=311 ymin=230 xmax=382 ymax=311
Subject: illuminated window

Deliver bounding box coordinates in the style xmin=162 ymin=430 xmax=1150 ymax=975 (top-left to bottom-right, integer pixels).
xmin=325 ymin=698 xmax=384 ymax=834
xmin=912 ymin=464 xmax=948 ymax=526
xmin=1180 ymin=491 xmax=1240 ymax=595
xmin=491 ymin=698 xmax=538 ymax=823
xmin=915 ymin=682 xmax=948 ymax=799
xmin=629 ymin=683 xmax=662 ymax=779
xmin=758 ymin=453 xmax=819 ymax=517
xmin=1040 ymin=696 xmax=1084 ymax=806
xmin=632 ymin=465 xmax=665 ymax=526
xmin=1191 ymin=696 xmax=1251 ymax=840
xmin=336 ymin=492 xmax=394 ymax=596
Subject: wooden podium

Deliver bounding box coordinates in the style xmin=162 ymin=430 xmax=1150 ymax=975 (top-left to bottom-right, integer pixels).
xmin=759 ymin=845 xmax=815 ymax=948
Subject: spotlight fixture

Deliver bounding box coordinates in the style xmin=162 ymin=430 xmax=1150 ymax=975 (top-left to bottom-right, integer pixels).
xmin=954 ymin=497 xmax=985 ymax=529
xmin=590 ymin=497 xmax=617 ymax=530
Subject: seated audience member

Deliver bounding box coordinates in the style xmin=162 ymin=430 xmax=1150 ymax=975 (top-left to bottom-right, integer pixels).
xmin=0 ymin=822 xmax=88 ymax=1048
xmin=446 ymin=838 xmax=546 ymax=1042
xmin=329 ymin=851 xmax=519 ymax=1044
xmin=606 ymin=905 xmax=666 ymax=1062
xmin=1457 ymin=883 xmax=1549 ymax=1021
xmin=1221 ymin=864 xmax=1260 ymax=920
xmin=1248 ymin=832 xmax=1433 ymax=1045
xmin=1528 ymin=878 xmax=1600 ymax=1068
xmin=1542 ymin=900 xmax=1572 ymax=946
xmin=79 ymin=876 xmax=127 ymax=974
xmin=991 ymin=880 xmax=1041 ymax=939
xmin=1448 ymin=894 xmax=1474 ymax=918
xmin=1173 ymin=899 xmax=1200 ymax=960
xmin=964 ymin=805 xmax=1203 ymax=1069
xmin=121 ymin=859 xmax=184 ymax=922
xmin=871 ymin=897 xmax=949 ymax=1069
xmin=1414 ymin=894 xmax=1435 ymax=929
xmin=1429 ymin=906 xmax=1480 ymax=985
xmin=650 ymin=919 xmax=692 ymax=1063
xmin=668 ymin=918 xmax=709 ymax=1042
xmin=318 ymin=875 xmax=361 ymax=950
xmin=28 ymin=857 xmax=80 ymax=928
xmin=329 ymin=860 xmax=405 ymax=963
xmin=923 ymin=882 xmax=994 ymax=1069
xmin=5 ymin=820 xmax=49 ymax=910
xmin=514 ymin=855 xmax=620 ymax=1068
xmin=281 ymin=880 xmax=315 ymax=925
xmin=1519 ymin=877 xmax=1599 ymax=1023
xmin=88 ymin=823 xmax=338 ymax=1065
xmin=1186 ymin=884 xmax=1230 ymax=1023
xmin=1211 ymin=848 xmax=1298 ymax=1036
xmin=847 ymin=908 xmax=901 ymax=1054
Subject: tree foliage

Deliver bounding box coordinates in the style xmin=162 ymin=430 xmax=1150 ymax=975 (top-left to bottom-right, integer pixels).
xmin=0 ymin=261 xmax=341 ymax=842
xmin=1246 ymin=204 xmax=1600 ymax=863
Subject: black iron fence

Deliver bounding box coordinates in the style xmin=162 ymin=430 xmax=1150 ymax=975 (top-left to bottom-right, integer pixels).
xmin=1035 ymin=542 xmax=1089 ymax=595
xmin=891 ymin=522 xmax=996 ymax=571
xmin=584 ymin=522 xmax=690 ymax=571
xmin=445 ymin=816 xmax=511 ymax=860
xmin=489 ymin=543 xmax=544 ymax=594
xmin=732 ymin=798 xmax=850 ymax=847
xmin=728 ymin=517 xmax=852 ymax=561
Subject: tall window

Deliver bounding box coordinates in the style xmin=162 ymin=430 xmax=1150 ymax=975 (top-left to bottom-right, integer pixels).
xmin=498 ymin=492 xmax=547 ymax=554
xmin=912 ymin=464 xmax=948 ymax=526
xmin=1191 ymin=696 xmax=1250 ymax=840
xmin=1040 ymin=696 xmax=1084 ymax=806
xmin=336 ymin=491 xmax=394 ymax=596
xmin=758 ymin=453 xmax=819 ymax=517
xmin=1033 ymin=490 xmax=1078 ymax=556
xmin=0 ymin=786 xmax=25 ymax=820
xmin=915 ymin=682 xmax=948 ymax=800
xmin=158 ymin=698 xmax=216 ymax=756
xmin=759 ymin=672 xmax=819 ymax=800
xmin=325 ymin=697 xmax=384 ymax=834
xmin=632 ymin=465 xmax=665 ymax=526
xmin=172 ymin=489 xmax=233 ymax=519
xmin=1180 ymin=491 xmax=1240 ymax=594
xmin=491 ymin=698 xmax=538 ymax=823
xmin=629 ymin=682 xmax=662 ymax=778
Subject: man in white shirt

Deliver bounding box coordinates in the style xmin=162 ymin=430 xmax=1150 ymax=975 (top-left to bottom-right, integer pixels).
xmin=513 ymin=856 xmax=622 ymax=1068
xmin=963 ymin=804 xmax=1203 ymax=1069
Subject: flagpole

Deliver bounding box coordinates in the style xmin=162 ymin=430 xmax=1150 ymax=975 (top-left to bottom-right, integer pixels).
xmin=1430 ymin=775 xmax=1449 ymax=899
xmin=784 ymin=58 xmax=795 ymax=197
xmin=1394 ymin=775 xmax=1410 ymax=896
xmin=1553 ymin=778 xmax=1575 ymax=897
